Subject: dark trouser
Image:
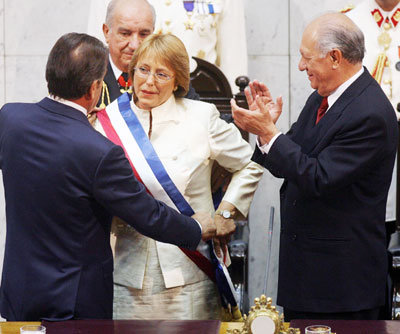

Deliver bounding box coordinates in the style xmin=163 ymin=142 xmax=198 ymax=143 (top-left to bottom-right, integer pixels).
xmin=386 ymin=220 xmax=397 ymax=247
xmin=283 ymin=307 xmax=381 ymax=322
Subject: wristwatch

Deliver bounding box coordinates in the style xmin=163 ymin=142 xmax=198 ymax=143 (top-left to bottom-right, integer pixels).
xmin=215 ymin=210 xmax=235 ymax=219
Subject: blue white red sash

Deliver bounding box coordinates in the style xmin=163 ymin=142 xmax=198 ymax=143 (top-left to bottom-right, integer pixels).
xmin=97 ymin=93 xmax=239 ymax=310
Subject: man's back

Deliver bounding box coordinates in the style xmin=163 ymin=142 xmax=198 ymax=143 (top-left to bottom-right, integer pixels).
xmin=0 ymin=97 xmax=202 ymax=320
xmin=0 ymin=98 xmax=118 ymax=320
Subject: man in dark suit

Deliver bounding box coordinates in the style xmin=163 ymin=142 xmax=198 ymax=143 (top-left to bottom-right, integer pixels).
xmin=231 ymin=12 xmax=398 ymax=320
xmin=0 ymin=32 xmax=217 ymax=321
xmin=97 ymin=0 xmax=198 ymax=108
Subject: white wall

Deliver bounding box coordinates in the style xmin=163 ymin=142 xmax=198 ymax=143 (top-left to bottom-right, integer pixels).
xmin=0 ymin=0 xmax=365 ymax=320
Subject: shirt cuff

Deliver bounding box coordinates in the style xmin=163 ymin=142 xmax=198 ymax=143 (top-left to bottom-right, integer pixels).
xmin=194 ymin=219 xmax=202 ymax=232
xmin=257 ymin=132 xmax=282 ymax=154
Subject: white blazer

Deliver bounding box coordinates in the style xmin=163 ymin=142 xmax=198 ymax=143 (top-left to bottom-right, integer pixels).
xmin=95 ymin=95 xmax=263 ymax=289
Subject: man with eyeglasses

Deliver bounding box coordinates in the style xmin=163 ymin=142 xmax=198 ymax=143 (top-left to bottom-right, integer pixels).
xmin=96 ymin=0 xmax=199 ymax=109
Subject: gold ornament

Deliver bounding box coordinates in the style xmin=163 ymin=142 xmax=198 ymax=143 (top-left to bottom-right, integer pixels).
xmin=378 ymin=21 xmax=392 ymax=51
xmin=226 ymin=295 xmax=300 ymax=334
xmin=164 ymin=19 xmax=172 ymax=34
xmin=197 ymin=50 xmax=206 ymax=59
xmin=184 ymin=19 xmax=194 ymax=30
xmin=373 ymin=11 xmax=383 ymax=24
xmin=339 ymin=4 xmax=355 ymax=14
xmin=99 ymin=81 xmax=110 ymax=109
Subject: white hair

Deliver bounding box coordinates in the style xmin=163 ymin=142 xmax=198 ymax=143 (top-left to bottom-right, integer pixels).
xmin=105 ymin=0 xmax=156 ymax=29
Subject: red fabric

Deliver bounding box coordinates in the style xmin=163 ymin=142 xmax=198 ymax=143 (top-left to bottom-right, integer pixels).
xmin=371 ymin=8 xmax=384 ymax=27
xmin=316 ymin=97 xmax=328 ymax=124
xmin=97 ymin=109 xmax=146 ymax=188
xmin=118 ymin=73 xmax=132 ymax=89
xmin=392 ymin=8 xmax=400 ymax=27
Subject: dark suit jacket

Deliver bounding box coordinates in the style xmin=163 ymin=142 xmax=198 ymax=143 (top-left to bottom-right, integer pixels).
xmin=97 ymin=61 xmax=200 ymax=107
xmin=0 ymin=98 xmax=201 ymax=321
xmin=252 ymin=69 xmax=398 ymax=313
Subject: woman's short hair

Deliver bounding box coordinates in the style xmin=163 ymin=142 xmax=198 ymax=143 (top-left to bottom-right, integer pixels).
xmin=128 ymin=34 xmax=190 ymax=97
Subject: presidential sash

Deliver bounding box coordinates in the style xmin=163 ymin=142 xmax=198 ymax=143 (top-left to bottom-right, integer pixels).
xmin=97 ymin=93 xmax=240 ymax=315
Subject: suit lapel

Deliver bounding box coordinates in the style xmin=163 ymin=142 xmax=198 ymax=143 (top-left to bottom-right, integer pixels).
xmin=291 ymin=69 xmax=374 ymax=155
xmin=289 ymin=91 xmax=322 ymax=153
xmin=104 ymin=62 xmax=122 ymax=102
xmin=96 ymin=62 xmax=122 ymax=107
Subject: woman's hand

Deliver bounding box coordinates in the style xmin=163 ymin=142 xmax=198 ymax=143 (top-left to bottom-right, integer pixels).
xmin=213 ymin=201 xmax=237 ymax=257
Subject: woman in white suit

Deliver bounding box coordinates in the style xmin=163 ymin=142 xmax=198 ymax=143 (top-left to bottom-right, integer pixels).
xmin=94 ymin=34 xmax=263 ymax=320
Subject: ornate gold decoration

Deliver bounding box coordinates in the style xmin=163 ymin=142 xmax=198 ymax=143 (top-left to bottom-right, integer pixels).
xmin=99 ymin=81 xmax=111 ymax=109
xmin=197 ymin=49 xmax=206 ymax=59
xmin=227 ymin=295 xmax=300 ymax=334
xmin=165 ymin=0 xmax=171 ymax=6
xmin=184 ymin=17 xmax=195 ymax=30
xmin=120 ymin=88 xmax=133 ymax=94
xmin=373 ymin=16 xmax=393 ymax=98
xmin=378 ymin=31 xmax=391 ymax=49
xmin=372 ymin=53 xmax=388 ymax=85
xmin=373 ymin=11 xmax=383 ymax=24
xmin=163 ymin=19 xmax=172 ymax=34
xmin=339 ymin=4 xmax=355 ymax=14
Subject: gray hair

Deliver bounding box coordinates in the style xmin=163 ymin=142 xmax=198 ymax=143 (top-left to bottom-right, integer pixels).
xmin=315 ymin=15 xmax=365 ymax=64
xmin=105 ymin=0 xmax=156 ymax=28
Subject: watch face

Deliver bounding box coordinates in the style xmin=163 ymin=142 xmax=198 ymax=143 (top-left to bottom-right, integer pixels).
xmin=222 ymin=210 xmax=231 ymax=218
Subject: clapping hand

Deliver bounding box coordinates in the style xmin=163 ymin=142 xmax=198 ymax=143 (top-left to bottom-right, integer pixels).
xmin=245 ymin=80 xmax=282 ymax=124
xmin=231 ymin=80 xmax=283 ymax=145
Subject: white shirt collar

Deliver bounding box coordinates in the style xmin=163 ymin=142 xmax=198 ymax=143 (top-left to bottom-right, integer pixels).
xmin=109 ymin=55 xmax=123 ymax=80
xmin=48 ymin=95 xmax=88 ymax=116
xmin=326 ymin=67 xmax=364 ymax=111
xmin=130 ymin=94 xmax=180 ymax=122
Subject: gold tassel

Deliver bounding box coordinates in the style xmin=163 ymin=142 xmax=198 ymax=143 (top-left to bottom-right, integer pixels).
xmin=99 ymin=81 xmax=111 ymax=109
xmin=371 ymin=53 xmax=387 ymax=85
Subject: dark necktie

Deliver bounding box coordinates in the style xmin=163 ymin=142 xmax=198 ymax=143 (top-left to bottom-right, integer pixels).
xmin=315 ymin=97 xmax=328 ymax=124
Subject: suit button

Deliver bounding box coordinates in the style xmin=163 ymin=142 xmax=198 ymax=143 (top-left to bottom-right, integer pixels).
xmin=292 ymin=234 xmax=297 ymax=241
xmin=293 ymin=200 xmax=297 ymax=206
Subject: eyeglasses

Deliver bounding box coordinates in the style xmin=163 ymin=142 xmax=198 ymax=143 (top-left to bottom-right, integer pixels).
xmin=134 ymin=66 xmax=174 ymax=83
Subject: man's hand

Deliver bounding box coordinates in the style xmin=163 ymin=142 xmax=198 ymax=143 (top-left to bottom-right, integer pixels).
xmin=231 ymin=80 xmax=283 ymax=145
xmin=246 ymin=80 xmax=282 ymax=124
xmin=192 ymin=212 xmax=216 ymax=241
xmin=87 ymin=106 xmax=103 ymax=126
xmin=213 ymin=213 xmax=236 ymax=257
